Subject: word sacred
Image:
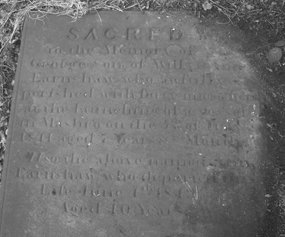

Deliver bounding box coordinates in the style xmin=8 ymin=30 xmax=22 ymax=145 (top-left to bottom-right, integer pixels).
xmin=67 ymin=27 xmax=184 ymax=42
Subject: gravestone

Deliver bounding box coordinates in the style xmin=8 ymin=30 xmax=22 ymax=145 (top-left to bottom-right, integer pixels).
xmin=0 ymin=11 xmax=269 ymax=237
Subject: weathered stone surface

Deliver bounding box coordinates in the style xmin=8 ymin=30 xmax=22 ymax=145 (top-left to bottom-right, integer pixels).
xmin=0 ymin=11 xmax=268 ymax=237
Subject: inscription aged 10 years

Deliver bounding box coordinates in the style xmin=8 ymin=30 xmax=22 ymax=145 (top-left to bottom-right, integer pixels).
xmin=0 ymin=11 xmax=266 ymax=237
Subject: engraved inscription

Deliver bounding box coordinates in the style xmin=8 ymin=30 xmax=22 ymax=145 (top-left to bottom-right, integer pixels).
xmin=2 ymin=12 xmax=264 ymax=237
xmin=66 ymin=27 xmax=184 ymax=42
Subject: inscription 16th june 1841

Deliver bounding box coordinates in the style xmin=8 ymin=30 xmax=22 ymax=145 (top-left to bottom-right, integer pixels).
xmin=0 ymin=11 xmax=267 ymax=237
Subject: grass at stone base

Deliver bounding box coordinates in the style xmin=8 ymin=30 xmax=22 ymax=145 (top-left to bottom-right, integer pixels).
xmin=0 ymin=1 xmax=285 ymax=234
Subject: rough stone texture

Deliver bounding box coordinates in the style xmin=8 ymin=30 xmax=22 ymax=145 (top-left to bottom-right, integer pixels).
xmin=0 ymin=11 xmax=270 ymax=237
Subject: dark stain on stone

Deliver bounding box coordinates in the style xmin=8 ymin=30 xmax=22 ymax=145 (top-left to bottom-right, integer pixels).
xmin=229 ymin=140 xmax=244 ymax=153
xmin=177 ymin=188 xmax=266 ymax=236
xmin=117 ymin=224 xmax=130 ymax=237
